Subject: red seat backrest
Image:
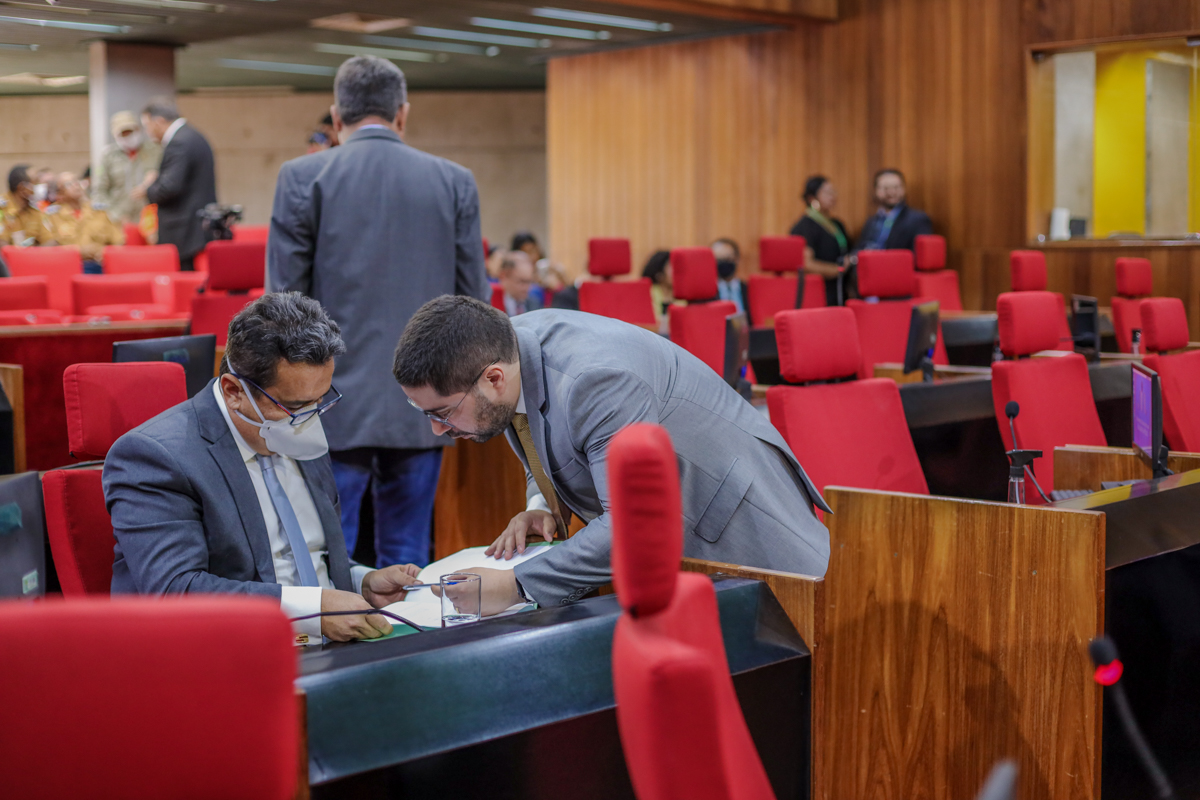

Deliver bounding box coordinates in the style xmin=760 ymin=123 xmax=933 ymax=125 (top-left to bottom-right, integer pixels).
xmin=579 ymin=279 xmax=657 ymax=325
xmin=746 ymin=274 xmax=825 ymax=326
xmin=490 ymin=283 xmax=505 ymax=310
xmin=669 ymin=300 xmax=738 ymax=375
xmin=0 ymin=276 xmax=50 ymax=311
xmin=103 ymin=244 xmax=180 ymax=275
xmin=168 ymin=272 xmax=209 ymax=314
xmin=42 ymin=469 xmax=112 ymax=595
xmin=1010 ymin=250 xmax=1047 ymax=291
xmin=588 ymin=238 xmax=633 ymax=277
xmin=191 ymin=293 xmax=256 ymax=346
xmin=992 ymin=292 xmax=1105 ymax=496
xmin=758 ymin=236 xmax=806 ymax=273
xmin=0 ymin=309 xmax=62 ymax=325
xmin=0 ymin=596 xmax=298 ymax=800
xmin=1115 ymin=257 xmax=1152 ymax=297
xmin=71 ymin=275 xmax=157 ymax=316
xmin=1110 ymin=258 xmax=1154 ymax=353
xmin=231 ymin=224 xmax=270 ymax=243
xmin=915 ymin=234 xmax=946 ymax=271
xmin=767 ymin=308 xmax=927 ymax=497
xmin=122 ymin=222 xmax=147 ymax=247
xmin=670 ymin=247 xmax=718 ymax=301
xmin=609 ymin=423 xmax=776 ymax=800
xmin=1110 ymin=296 xmax=1145 ymax=354
xmin=1141 ymin=297 xmax=1200 ymax=451
xmin=3 ymin=245 xmax=83 ymax=314
xmin=915 ymin=270 xmax=963 ymax=312
xmin=206 ymin=241 xmax=266 ymax=292
xmin=849 ymin=248 xmax=948 ymax=376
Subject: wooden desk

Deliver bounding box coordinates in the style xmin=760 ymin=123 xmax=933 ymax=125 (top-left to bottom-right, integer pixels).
xmin=1053 ymin=444 xmax=1200 ymax=492
xmin=873 ymin=362 xmax=992 ymax=383
xmin=0 ymin=320 xmax=189 ymax=470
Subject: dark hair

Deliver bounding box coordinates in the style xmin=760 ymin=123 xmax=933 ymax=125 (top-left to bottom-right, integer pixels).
xmin=873 ymin=168 xmax=905 ymax=187
xmin=7 ymin=164 xmax=29 ymax=194
xmin=320 ymin=112 xmax=333 ymax=126
xmin=510 ymin=230 xmax=539 ymax=252
xmin=393 ymin=296 xmax=519 ymax=395
xmin=221 ymin=292 xmax=346 ymax=389
xmin=141 ymin=97 xmax=179 ymax=122
xmin=641 ymin=250 xmax=670 ymax=283
xmin=802 ymin=175 xmax=829 ymax=204
xmin=712 ymin=237 xmax=739 ymax=259
xmin=335 ymin=56 xmax=407 ymax=126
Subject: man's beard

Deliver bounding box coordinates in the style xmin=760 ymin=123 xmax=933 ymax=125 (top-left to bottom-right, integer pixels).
xmin=446 ymin=387 xmax=516 ymax=443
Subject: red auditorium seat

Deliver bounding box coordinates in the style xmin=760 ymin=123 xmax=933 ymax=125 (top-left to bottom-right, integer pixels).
xmin=767 ymin=307 xmax=928 ymax=500
xmin=578 ymin=238 xmax=657 ymax=325
xmin=231 ymin=224 xmax=270 ymax=243
xmin=122 ymin=222 xmax=148 ymax=246
xmin=2 ymin=245 xmax=83 ymax=314
xmin=609 ymin=423 xmax=776 ymax=800
xmin=166 ymin=272 xmax=208 ymax=315
xmin=1111 ymin=257 xmax=1152 ymax=353
xmin=914 ymin=234 xmax=963 ymax=312
xmin=668 ymin=247 xmax=738 ymax=374
xmin=42 ymin=362 xmax=187 ymax=596
xmin=0 ymin=275 xmax=62 ymax=322
xmin=1140 ymin=297 xmax=1200 ymax=451
xmin=206 ymin=240 xmax=266 ymax=291
xmin=102 ymin=244 xmax=181 ymax=275
xmin=846 ymin=249 xmax=948 ymax=378
xmin=0 ymin=596 xmax=297 ymax=800
xmin=191 ymin=294 xmax=254 ymax=346
xmin=747 ymin=235 xmax=824 ymax=327
xmin=71 ymin=275 xmax=172 ymax=320
xmin=991 ymin=291 xmax=1106 ymax=499
xmin=490 ymin=283 xmax=505 ymax=310
xmin=1009 ymin=250 xmax=1071 ymax=351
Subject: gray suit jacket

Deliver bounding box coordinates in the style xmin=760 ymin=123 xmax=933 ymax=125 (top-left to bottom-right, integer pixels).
xmin=508 ymin=310 xmax=831 ymax=605
xmin=103 ymin=379 xmax=353 ymax=596
xmin=267 ymin=127 xmax=490 ymax=450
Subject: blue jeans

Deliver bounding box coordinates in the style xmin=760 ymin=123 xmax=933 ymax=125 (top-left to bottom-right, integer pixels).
xmin=330 ymin=447 xmax=443 ymax=568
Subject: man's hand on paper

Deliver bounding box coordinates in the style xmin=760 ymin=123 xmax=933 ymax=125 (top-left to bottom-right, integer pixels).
xmin=361 ymin=563 xmax=422 ymax=608
xmin=485 ymin=510 xmax=555 ymax=560
xmin=435 ymin=567 xmax=523 ymax=617
xmin=320 ymin=588 xmax=392 ymax=641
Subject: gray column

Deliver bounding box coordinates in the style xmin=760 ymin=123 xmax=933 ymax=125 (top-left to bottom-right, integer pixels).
xmin=88 ymin=41 xmax=176 ymax=175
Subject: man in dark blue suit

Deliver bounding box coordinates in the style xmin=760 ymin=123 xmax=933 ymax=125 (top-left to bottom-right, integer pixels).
xmin=854 ymin=168 xmax=934 ymax=253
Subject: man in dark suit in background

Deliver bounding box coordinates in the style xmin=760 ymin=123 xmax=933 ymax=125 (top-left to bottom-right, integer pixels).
xmin=268 ymin=55 xmax=489 ymax=569
xmin=853 ymin=168 xmax=933 ymax=253
xmin=498 ymin=251 xmax=542 ymax=316
xmin=137 ymin=98 xmax=217 ymax=271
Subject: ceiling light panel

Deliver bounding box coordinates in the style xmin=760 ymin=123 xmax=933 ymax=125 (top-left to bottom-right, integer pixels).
xmin=315 ymin=43 xmax=434 ymax=63
xmin=470 ymin=17 xmax=607 ymax=40
xmin=216 ymin=58 xmax=336 ymax=76
xmin=362 ymin=35 xmax=495 ymax=57
xmin=0 ymin=14 xmax=130 ymax=33
xmin=410 ymin=25 xmax=546 ymax=48
xmin=531 ymin=8 xmax=671 ymax=32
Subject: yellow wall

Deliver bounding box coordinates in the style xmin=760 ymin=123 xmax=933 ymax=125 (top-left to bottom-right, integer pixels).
xmin=1093 ymin=51 xmax=1148 ymax=236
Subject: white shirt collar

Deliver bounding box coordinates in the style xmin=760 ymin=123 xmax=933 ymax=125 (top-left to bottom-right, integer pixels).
xmin=162 ymin=117 xmax=187 ymax=147
xmin=212 ymin=380 xmax=262 ymax=464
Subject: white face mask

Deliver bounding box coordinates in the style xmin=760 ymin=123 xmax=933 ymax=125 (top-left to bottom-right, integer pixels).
xmin=116 ymin=131 xmax=142 ymax=151
xmin=31 ymin=183 xmax=48 ymax=204
xmin=234 ymin=379 xmax=329 ymax=461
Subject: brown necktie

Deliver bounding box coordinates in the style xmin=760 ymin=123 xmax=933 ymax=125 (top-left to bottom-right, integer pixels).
xmin=512 ymin=413 xmax=570 ymax=539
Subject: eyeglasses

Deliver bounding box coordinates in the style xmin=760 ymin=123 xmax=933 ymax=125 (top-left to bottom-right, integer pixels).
xmin=407 ymin=360 xmax=498 ymax=428
xmin=232 ymin=372 xmax=342 ymax=427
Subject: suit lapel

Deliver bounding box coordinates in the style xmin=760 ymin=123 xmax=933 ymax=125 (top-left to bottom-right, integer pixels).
xmin=299 ymin=459 xmax=352 ymax=591
xmin=514 ymin=326 xmax=574 ymax=515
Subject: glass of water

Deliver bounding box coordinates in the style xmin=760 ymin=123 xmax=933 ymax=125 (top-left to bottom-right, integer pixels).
xmin=440 ymin=573 xmax=482 ymax=627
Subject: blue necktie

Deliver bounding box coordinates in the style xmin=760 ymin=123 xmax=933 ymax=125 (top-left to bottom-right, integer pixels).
xmin=256 ymin=454 xmax=320 ymax=588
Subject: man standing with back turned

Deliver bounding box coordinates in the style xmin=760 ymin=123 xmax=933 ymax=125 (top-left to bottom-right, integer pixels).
xmin=268 ymin=56 xmax=489 ymax=568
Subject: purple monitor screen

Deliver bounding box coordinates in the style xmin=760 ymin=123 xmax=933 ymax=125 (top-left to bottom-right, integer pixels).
xmin=1132 ymin=366 xmax=1153 ymax=455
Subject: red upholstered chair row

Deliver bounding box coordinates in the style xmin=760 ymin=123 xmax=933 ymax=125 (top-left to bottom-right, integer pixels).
xmin=671 ymin=247 xmax=718 ymax=301
xmin=1140 ymin=297 xmax=1200 ymax=451
xmin=3 ymin=245 xmax=81 ymax=315
xmin=913 ymin=234 xmax=963 ymax=312
xmin=122 ymin=222 xmax=148 ymax=246
xmin=847 ymin=250 xmax=948 ymax=378
xmin=0 ymin=275 xmax=63 ymax=322
xmin=231 ymin=224 xmax=270 ymax=243
xmin=748 ymin=236 xmax=824 ymax=326
xmin=191 ymin=293 xmax=257 ymax=346
xmin=1111 ymin=257 xmax=1153 ymax=353
xmin=71 ymin=275 xmax=172 ymax=320
xmin=588 ymin=238 xmax=633 ymax=277
xmin=767 ymin=308 xmax=928 ymax=502
xmin=609 ymin=423 xmax=776 ymax=800
xmin=580 ymin=279 xmax=657 ymax=325
xmin=669 ymin=300 xmax=738 ymax=374
xmin=206 ymin=240 xmax=266 ymax=291
xmin=44 ymin=362 xmax=188 ymax=596
xmin=103 ymin=244 xmax=180 ymax=275
xmin=0 ymin=597 xmax=298 ymax=800
xmin=1009 ymin=250 xmax=1072 ymax=351
xmin=991 ymin=292 xmax=1106 ymax=498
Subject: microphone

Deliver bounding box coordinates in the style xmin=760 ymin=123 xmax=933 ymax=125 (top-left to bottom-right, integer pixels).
xmin=1003 ymin=402 xmax=1050 ymax=504
xmin=1088 ymin=636 xmax=1177 ymax=800
xmin=974 ymin=760 xmax=1018 ymax=800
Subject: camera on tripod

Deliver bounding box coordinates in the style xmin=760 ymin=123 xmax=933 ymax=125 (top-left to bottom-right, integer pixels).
xmin=198 ymin=203 xmax=244 ymax=241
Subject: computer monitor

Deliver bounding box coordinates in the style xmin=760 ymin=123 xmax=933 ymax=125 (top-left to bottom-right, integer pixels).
xmin=903 ymin=300 xmax=940 ymax=382
xmin=0 ymin=471 xmax=46 ymax=599
xmin=1131 ymin=362 xmax=1169 ymax=477
xmin=1071 ymin=294 xmax=1100 ymax=359
xmin=723 ymin=311 xmax=751 ymax=395
xmin=113 ymin=334 xmax=217 ymax=398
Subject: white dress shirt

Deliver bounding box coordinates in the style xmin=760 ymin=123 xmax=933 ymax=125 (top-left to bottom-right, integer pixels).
xmin=161 ymin=117 xmax=187 ymax=148
xmin=213 ymin=382 xmax=370 ymax=639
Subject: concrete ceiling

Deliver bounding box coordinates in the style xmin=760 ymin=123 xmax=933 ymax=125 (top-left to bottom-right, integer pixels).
xmin=0 ymin=0 xmax=778 ymax=93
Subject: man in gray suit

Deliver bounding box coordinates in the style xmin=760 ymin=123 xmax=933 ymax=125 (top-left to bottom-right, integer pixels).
xmin=394 ymin=296 xmax=830 ymax=614
xmin=104 ymin=293 xmax=421 ymax=642
xmin=268 ymin=55 xmax=489 ymax=569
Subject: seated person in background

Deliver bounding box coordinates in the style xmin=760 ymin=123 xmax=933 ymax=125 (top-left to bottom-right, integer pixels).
xmin=486 ymin=244 xmax=506 ymax=281
xmin=510 ymin=230 xmax=553 ymax=306
xmin=499 ymin=251 xmax=542 ymax=316
xmin=104 ymin=292 xmax=421 ymax=642
xmin=50 ymin=172 xmax=124 ymax=274
xmin=642 ymin=249 xmax=676 ymax=323
xmin=2 ymin=165 xmax=55 ymax=247
xmin=854 ymin=168 xmax=932 ymax=253
xmin=790 ymin=175 xmax=851 ymax=306
xmin=711 ymin=237 xmax=747 ymax=314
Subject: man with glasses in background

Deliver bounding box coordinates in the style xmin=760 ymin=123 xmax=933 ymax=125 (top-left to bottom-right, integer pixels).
xmin=104 ymin=293 xmax=421 ymax=642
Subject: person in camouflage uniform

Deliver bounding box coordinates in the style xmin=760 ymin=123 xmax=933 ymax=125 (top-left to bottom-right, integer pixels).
xmin=2 ymin=165 xmax=55 ymax=247
xmin=49 ymin=172 xmax=124 ymax=272
xmin=92 ymin=111 xmax=161 ymax=225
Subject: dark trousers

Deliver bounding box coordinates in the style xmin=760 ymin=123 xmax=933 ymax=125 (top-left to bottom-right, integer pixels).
xmin=330 ymin=447 xmax=443 ymax=568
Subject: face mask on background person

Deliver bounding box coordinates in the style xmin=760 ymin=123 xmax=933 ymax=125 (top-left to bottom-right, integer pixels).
xmin=233 ymin=379 xmax=331 ymax=461
xmin=116 ymin=131 xmax=143 ymax=151
xmin=717 ymin=259 xmax=737 ymax=280
xmin=31 ymin=183 xmax=48 ymax=204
